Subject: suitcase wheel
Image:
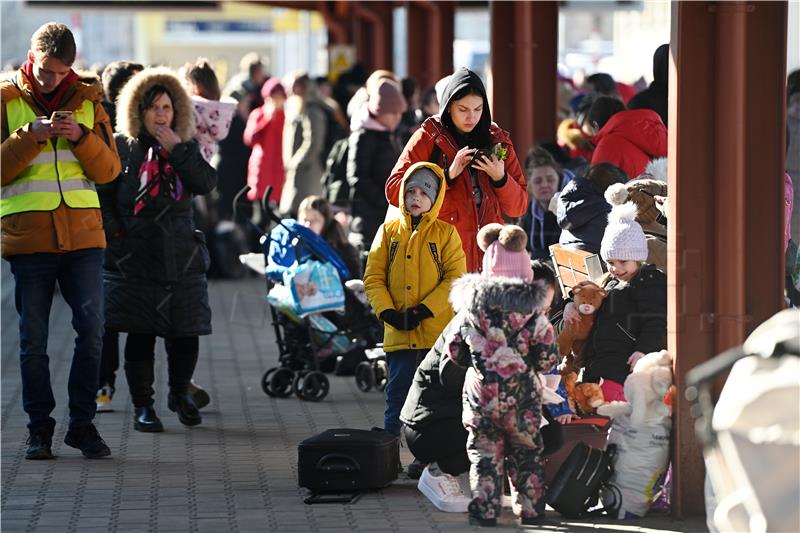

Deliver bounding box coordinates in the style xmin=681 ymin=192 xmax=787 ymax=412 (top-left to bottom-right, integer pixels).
xmin=265 ymin=367 xmax=295 ymax=398
xmin=355 ymin=361 xmax=374 ymax=392
xmin=374 ymin=359 xmax=388 ymax=392
xmin=295 ymin=371 xmax=329 ymax=402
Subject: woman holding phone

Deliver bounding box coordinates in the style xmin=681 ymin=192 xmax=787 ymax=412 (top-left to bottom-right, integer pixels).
xmin=385 ymin=68 xmax=528 ymax=273
xmin=97 ymin=67 xmax=216 ymax=432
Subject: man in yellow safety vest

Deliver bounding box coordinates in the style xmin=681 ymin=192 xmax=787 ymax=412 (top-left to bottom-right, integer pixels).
xmin=1 ymin=22 xmax=121 ymax=459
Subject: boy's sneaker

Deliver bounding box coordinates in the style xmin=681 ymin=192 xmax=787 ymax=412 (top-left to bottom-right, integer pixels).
xmin=407 ymin=458 xmax=427 ymax=480
xmin=64 ymin=424 xmax=111 ymax=459
xmin=187 ymin=381 xmax=210 ymax=410
xmin=25 ymin=427 xmax=54 ymax=460
xmin=417 ymin=462 xmax=471 ymax=513
xmin=95 ymin=384 xmax=114 ymax=412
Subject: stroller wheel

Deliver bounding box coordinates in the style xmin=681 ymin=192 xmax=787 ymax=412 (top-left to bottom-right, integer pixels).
xmin=262 ymin=367 xmax=280 ymax=396
xmin=355 ymin=361 xmax=374 ymax=392
xmin=269 ymin=368 xmax=295 ymax=398
xmin=375 ymin=359 xmax=388 ymax=392
xmin=300 ymin=371 xmax=329 ymax=402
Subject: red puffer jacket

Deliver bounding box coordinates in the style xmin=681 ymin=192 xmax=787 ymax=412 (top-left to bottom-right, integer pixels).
xmin=590 ymin=109 xmax=667 ymax=179
xmin=386 ymin=117 xmax=528 ymax=273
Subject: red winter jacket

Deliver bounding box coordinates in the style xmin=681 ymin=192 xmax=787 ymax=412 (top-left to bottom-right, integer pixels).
xmin=386 ymin=117 xmax=528 ymax=273
xmin=590 ymin=109 xmax=667 ymax=180
xmin=243 ymin=107 xmax=285 ymax=202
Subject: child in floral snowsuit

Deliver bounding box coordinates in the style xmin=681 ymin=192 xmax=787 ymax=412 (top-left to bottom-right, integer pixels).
xmin=447 ymin=224 xmax=560 ymax=527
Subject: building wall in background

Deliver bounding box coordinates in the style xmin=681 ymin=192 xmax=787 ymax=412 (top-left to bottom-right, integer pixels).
xmin=1 ymin=0 xmax=327 ymax=84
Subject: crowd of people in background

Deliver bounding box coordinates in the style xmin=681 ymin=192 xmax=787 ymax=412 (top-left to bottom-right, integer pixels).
xmin=3 ymin=20 xmax=798 ymax=529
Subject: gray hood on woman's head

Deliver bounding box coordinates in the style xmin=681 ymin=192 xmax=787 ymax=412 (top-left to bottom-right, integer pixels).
xmin=449 ymin=273 xmax=547 ymax=322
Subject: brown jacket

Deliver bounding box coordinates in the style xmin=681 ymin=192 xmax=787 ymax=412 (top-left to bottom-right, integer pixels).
xmin=1 ymin=69 xmax=120 ymax=257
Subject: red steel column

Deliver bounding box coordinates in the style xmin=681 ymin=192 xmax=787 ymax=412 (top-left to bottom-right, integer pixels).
xmin=669 ymin=0 xmax=787 ymax=517
xmin=490 ymin=1 xmax=557 ymax=157
xmin=352 ymin=1 xmax=394 ymax=71
xmin=407 ymin=1 xmax=455 ymax=89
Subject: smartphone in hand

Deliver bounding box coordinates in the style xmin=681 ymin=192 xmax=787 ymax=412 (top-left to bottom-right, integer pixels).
xmin=50 ymin=110 xmax=73 ymax=122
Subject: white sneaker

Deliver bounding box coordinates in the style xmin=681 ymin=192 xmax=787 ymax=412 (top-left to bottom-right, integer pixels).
xmin=95 ymin=385 xmax=114 ymax=412
xmin=417 ymin=463 xmax=471 ymax=513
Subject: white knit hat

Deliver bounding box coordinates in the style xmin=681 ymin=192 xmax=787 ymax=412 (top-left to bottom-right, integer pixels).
xmin=600 ymin=202 xmax=648 ymax=262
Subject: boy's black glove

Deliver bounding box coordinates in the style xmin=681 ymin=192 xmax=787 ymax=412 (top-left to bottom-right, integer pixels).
xmin=380 ymin=309 xmax=412 ymax=330
xmin=402 ymin=304 xmax=433 ymax=330
xmin=380 ymin=305 xmax=432 ymax=331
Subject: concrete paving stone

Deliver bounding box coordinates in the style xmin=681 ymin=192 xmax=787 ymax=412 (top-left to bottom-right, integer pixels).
xmin=1 ymin=272 xmax=707 ymax=533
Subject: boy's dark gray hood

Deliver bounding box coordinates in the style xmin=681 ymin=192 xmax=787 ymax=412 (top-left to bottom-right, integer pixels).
xmin=449 ymin=273 xmax=547 ymax=322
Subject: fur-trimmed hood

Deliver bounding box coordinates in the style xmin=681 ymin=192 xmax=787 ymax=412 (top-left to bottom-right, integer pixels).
xmin=449 ymin=273 xmax=547 ymax=321
xmin=116 ymin=67 xmax=194 ymax=142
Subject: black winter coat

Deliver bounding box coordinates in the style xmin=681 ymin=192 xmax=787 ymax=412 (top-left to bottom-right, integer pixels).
xmin=556 ymin=177 xmax=611 ymax=254
xmin=98 ymin=135 xmax=217 ymax=337
xmin=582 ymin=265 xmax=667 ymax=385
xmin=347 ymin=127 xmax=401 ymax=246
xmin=399 ymin=317 xmax=467 ymax=429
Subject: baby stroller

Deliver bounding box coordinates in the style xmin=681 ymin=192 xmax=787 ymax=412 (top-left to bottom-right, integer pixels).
xmin=354 ymin=345 xmax=388 ymax=393
xmin=236 ymin=187 xmax=382 ymax=402
xmin=686 ymin=308 xmax=799 ymax=533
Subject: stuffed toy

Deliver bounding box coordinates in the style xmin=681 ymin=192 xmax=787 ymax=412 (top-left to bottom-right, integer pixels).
xmin=562 ymin=371 xmax=605 ymax=416
xmin=556 ymin=280 xmax=607 ymax=369
xmin=597 ymin=349 xmax=673 ymax=426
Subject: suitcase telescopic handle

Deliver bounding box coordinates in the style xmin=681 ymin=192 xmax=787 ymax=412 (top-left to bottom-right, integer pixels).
xmin=316 ymin=454 xmax=361 ymax=473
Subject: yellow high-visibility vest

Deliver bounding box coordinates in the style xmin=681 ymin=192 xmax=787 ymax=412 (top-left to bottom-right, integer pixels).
xmin=1 ymin=97 xmax=100 ymax=217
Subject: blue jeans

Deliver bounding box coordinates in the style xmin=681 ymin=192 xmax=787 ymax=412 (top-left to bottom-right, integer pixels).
xmin=384 ymin=349 xmax=425 ymax=436
xmin=8 ymin=249 xmax=105 ymax=432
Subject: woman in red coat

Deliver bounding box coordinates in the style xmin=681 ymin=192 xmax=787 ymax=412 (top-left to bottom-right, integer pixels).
xmin=243 ymin=78 xmax=286 ymax=205
xmin=385 ymin=68 xmax=528 ymax=272
xmin=587 ymin=96 xmax=668 ymax=180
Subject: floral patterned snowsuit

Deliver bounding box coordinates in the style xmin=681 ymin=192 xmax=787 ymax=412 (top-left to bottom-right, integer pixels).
xmin=447 ymin=276 xmax=559 ymax=521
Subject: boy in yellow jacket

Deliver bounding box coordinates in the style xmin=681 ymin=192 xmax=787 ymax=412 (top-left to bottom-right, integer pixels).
xmin=365 ymin=162 xmax=466 ymax=436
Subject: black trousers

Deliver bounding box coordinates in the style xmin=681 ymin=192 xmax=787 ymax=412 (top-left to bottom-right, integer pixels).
xmin=124 ymin=334 xmax=199 ymax=407
xmin=403 ymin=416 xmax=470 ymax=476
xmin=99 ymin=329 xmax=120 ymax=389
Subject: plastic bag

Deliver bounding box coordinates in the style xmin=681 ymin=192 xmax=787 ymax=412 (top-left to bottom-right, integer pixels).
xmin=601 ymin=414 xmax=670 ymax=518
xmin=284 ymin=260 xmax=345 ymax=316
xmin=266 ymin=284 xmax=302 ymax=322
xmin=307 ymin=314 xmax=352 ymax=356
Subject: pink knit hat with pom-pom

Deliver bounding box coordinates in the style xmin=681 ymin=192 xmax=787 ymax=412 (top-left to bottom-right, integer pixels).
xmin=478 ymin=224 xmax=533 ymax=281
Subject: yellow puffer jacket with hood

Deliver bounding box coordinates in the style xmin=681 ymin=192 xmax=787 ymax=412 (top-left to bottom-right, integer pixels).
xmin=364 ymin=161 xmax=466 ymax=352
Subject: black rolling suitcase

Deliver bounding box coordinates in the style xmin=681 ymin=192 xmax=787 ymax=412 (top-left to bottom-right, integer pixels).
xmin=298 ymin=428 xmax=399 ymax=503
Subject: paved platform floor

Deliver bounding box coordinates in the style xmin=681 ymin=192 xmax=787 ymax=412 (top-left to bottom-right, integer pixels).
xmin=1 ymin=266 xmax=708 ymax=532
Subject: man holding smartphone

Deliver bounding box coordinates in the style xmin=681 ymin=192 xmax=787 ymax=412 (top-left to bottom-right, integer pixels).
xmin=1 ymin=22 xmax=120 ymax=459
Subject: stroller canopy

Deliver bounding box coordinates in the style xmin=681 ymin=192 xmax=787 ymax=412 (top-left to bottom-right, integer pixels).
xmin=265 ymin=219 xmax=350 ymax=282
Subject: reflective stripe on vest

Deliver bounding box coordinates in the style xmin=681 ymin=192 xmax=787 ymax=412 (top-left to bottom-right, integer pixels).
xmin=1 ymin=97 xmax=100 ymax=217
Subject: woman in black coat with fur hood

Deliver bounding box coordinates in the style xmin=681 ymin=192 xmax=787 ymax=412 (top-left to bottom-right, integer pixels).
xmin=98 ymin=67 xmax=216 ymax=432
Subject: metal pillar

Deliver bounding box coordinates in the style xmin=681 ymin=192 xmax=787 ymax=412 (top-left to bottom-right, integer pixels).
xmin=406 ymin=1 xmax=455 ymax=89
xmin=489 ymin=1 xmax=557 ymax=156
xmin=669 ymin=0 xmax=787 ymax=517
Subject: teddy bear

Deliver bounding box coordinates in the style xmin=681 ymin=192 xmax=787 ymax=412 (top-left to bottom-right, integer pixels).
xmin=556 ymin=280 xmax=607 ymax=370
xmin=597 ymin=349 xmax=673 ymax=426
xmin=562 ymin=371 xmax=605 ymax=416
